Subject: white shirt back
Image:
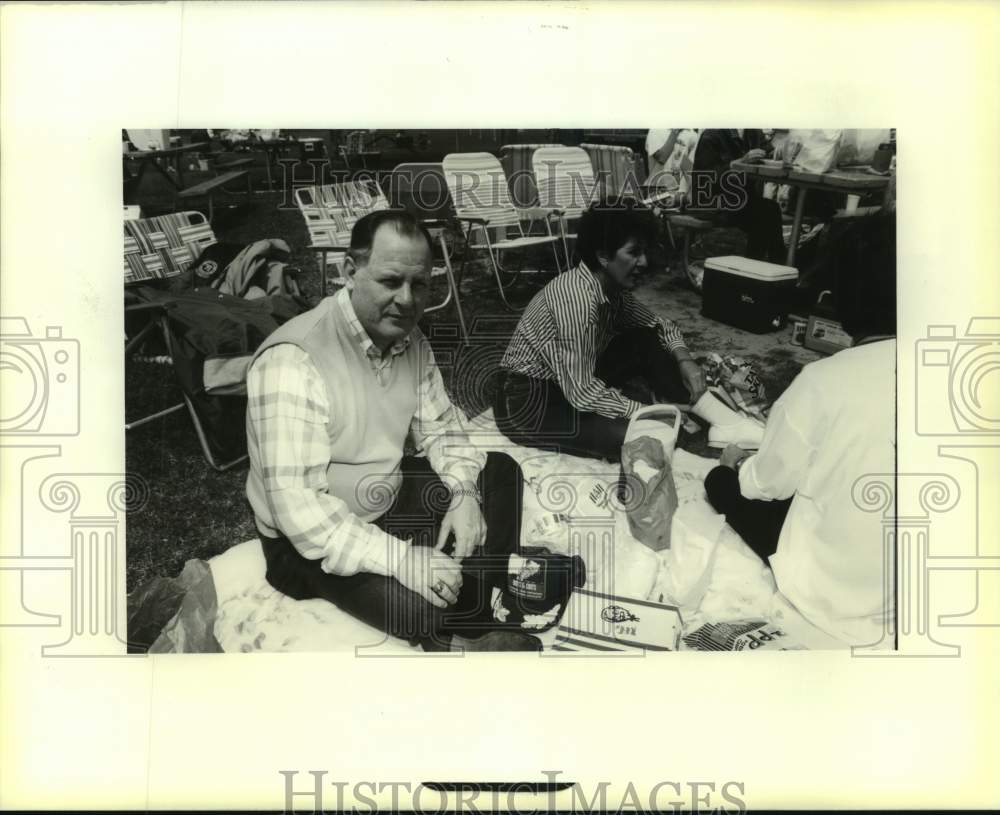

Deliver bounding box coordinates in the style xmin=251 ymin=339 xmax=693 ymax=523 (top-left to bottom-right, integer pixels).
xmin=739 ymin=340 xmax=896 ymax=646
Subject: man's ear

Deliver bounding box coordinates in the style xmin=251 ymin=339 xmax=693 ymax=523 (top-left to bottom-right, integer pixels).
xmin=342 ymin=254 xmax=358 ymax=289
xmin=595 ymin=250 xmax=610 ymax=269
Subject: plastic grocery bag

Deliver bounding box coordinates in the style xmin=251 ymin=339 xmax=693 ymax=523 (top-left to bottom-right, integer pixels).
xmin=658 ymin=507 xmax=720 ymax=609
xmin=696 ymin=525 xmax=778 ymax=622
xmin=127 ymin=559 xmax=224 ymax=654
xmin=621 ymin=435 xmax=677 ymax=552
xmin=787 ymin=129 xmax=842 ymax=174
xmin=620 ymin=406 xmax=681 ymax=552
xmin=837 ymin=129 xmax=890 ymax=166
xmin=126 ymin=570 xmax=189 ymax=653
xmin=611 ymin=536 xmax=660 ymax=600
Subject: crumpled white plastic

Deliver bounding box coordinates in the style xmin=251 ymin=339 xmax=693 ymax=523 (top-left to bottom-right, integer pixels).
xmin=697 ymin=526 xmax=777 ymax=623
xmin=653 ymin=499 xmax=728 ymax=611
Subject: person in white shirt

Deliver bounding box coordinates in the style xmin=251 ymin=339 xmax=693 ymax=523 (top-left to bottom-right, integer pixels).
xmin=645 ymin=128 xmax=700 ymax=196
xmin=705 ymin=214 xmax=896 ymax=647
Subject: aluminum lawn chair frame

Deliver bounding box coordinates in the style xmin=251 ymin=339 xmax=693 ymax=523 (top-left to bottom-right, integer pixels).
xmin=123 ymin=210 xmax=247 ymax=471
xmin=532 ymin=145 xmax=603 ymax=269
xmin=442 ymin=152 xmax=563 ymax=310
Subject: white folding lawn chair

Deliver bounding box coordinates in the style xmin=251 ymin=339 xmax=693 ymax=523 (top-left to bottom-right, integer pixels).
xmin=498 ymin=143 xmax=561 ymax=208
xmin=579 ymin=139 xmax=679 ymax=219
xmin=294 ymin=178 xmax=390 ymax=295
xmin=532 ymin=146 xmax=602 ymax=269
xmin=442 ymin=152 xmax=563 ymax=310
xmin=123 ymin=210 xmax=249 ymax=471
xmin=579 ymin=143 xmax=642 ymax=198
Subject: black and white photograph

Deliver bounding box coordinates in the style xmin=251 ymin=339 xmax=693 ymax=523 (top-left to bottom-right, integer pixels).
xmin=3 ymin=2 xmax=997 ymax=811
xmin=123 ymin=127 xmax=898 ymax=654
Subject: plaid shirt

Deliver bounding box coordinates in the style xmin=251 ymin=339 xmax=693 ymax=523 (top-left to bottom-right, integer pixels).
xmin=246 ymin=288 xmax=486 ymax=578
xmin=500 ymin=262 xmax=689 ymax=418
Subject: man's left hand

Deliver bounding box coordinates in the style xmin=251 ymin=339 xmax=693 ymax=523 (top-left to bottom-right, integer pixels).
xmin=678 ymin=359 xmax=708 ymax=404
xmin=436 ymin=485 xmax=486 ymax=561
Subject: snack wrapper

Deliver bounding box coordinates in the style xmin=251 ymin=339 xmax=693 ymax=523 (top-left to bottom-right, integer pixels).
xmin=681 ymin=619 xmax=806 ymax=651
xmin=697 ymin=353 xmax=770 ymax=422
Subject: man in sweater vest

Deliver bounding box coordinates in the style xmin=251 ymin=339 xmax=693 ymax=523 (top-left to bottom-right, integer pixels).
xmin=246 ymin=210 xmax=525 ymax=651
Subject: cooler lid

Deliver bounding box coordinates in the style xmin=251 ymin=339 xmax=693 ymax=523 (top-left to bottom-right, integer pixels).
xmin=705 ymin=255 xmax=799 ymax=281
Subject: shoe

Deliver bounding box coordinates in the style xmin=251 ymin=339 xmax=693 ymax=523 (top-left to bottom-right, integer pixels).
xmin=707 ymin=416 xmax=765 ymax=450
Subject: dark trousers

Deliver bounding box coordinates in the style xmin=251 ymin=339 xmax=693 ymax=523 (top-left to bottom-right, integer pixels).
xmin=726 ymin=194 xmax=787 ymax=265
xmin=704 ymin=465 xmax=792 ymax=562
xmin=494 ymin=328 xmax=691 ymax=463
xmin=259 ymin=452 xmax=523 ymax=652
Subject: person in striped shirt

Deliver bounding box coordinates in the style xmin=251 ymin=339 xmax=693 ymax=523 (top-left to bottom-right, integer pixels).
xmin=494 ymin=199 xmax=764 ymax=461
xmin=245 ymin=211 xmax=528 ymax=651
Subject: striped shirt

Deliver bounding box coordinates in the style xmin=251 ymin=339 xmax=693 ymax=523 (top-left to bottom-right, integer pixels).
xmin=246 ymin=288 xmax=486 ymax=578
xmin=500 ymin=262 xmax=689 ymax=418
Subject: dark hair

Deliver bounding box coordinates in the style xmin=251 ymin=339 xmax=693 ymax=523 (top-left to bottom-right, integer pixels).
xmin=348 ymin=209 xmax=433 ymax=265
xmin=832 ymin=213 xmax=896 ymax=340
xmin=575 ymin=198 xmax=658 ymax=269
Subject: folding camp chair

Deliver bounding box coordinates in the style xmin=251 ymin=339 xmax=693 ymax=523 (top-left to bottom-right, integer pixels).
xmin=498 ymin=143 xmax=563 ymax=238
xmin=442 ymin=152 xmax=563 ymax=310
xmin=532 ymin=146 xmax=602 ymax=269
xmin=123 ymin=210 xmax=248 ymax=471
xmin=579 ymin=143 xmax=643 ymax=199
xmin=294 ymin=178 xmax=390 ymax=296
xmin=579 ymin=140 xmax=681 ymax=228
xmin=498 ymin=143 xmax=561 ymax=208
xmin=123 ymin=210 xmax=217 ymax=285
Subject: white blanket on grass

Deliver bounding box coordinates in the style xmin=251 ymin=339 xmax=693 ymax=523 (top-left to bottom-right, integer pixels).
xmin=211 ymin=412 xmax=845 ymax=652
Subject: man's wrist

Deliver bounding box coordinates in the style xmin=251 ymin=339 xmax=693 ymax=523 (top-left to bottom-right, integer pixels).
xmin=450 ymin=481 xmax=482 ymax=505
xmin=361 ymin=533 xmax=412 ymax=578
